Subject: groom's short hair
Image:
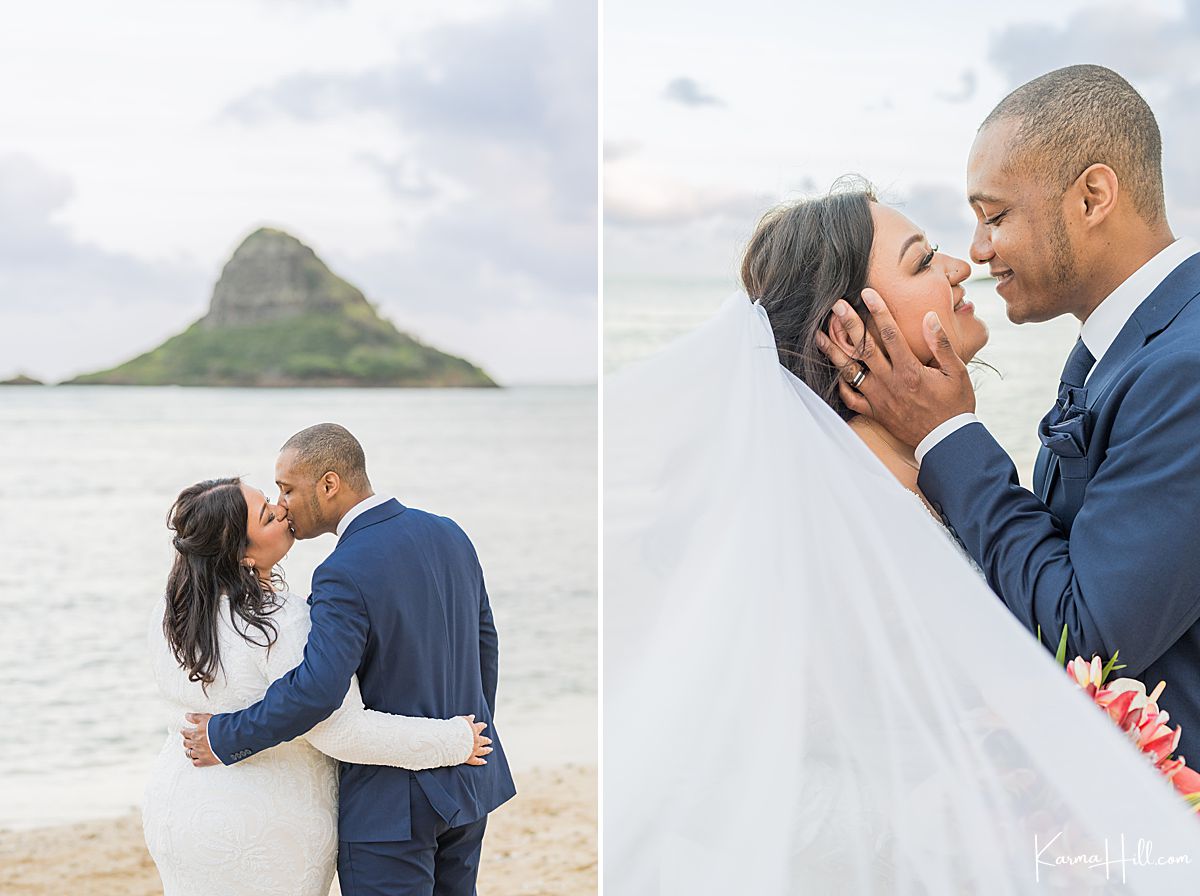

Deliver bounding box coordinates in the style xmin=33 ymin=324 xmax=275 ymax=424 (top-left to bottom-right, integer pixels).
xmin=981 ymin=64 xmax=1165 ymax=226
xmin=281 ymin=423 xmax=371 ymax=492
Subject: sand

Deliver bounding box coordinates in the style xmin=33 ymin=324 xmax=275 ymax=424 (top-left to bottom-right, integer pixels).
xmin=0 ymin=764 xmax=596 ymax=896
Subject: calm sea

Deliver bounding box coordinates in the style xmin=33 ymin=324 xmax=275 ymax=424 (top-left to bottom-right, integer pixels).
xmin=0 ymin=385 xmax=596 ymax=828
xmin=605 ymin=276 xmax=1081 ymax=479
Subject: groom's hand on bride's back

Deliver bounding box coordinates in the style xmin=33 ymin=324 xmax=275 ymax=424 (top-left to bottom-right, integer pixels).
xmin=815 ymin=288 xmax=976 ymax=448
xmin=181 ymin=712 xmax=220 ymax=768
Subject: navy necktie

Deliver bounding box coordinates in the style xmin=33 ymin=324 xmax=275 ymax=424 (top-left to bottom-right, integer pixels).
xmin=1059 ymin=338 xmax=1096 ymax=395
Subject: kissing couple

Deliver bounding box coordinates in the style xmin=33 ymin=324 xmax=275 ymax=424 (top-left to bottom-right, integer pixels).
xmin=142 ymin=423 xmax=516 ymax=895
xmin=607 ymin=64 xmax=1200 ymax=892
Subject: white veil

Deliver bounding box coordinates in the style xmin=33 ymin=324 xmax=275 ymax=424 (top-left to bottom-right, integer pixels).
xmin=604 ymin=295 xmax=1200 ymax=894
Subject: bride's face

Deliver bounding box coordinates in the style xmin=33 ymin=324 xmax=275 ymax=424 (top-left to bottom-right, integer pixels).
xmin=241 ymin=483 xmax=294 ymax=573
xmin=866 ymin=204 xmax=988 ymax=363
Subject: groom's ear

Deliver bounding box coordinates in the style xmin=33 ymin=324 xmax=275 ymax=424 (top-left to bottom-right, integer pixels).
xmin=320 ymin=470 xmax=341 ymax=497
xmin=1074 ymin=163 xmax=1118 ymax=227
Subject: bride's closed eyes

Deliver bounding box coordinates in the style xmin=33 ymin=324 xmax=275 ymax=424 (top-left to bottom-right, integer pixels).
xmin=896 ymin=231 xmax=938 ymax=275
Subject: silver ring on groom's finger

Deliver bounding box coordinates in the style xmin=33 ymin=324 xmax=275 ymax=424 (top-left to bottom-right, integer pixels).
xmin=850 ymin=367 xmax=868 ymax=389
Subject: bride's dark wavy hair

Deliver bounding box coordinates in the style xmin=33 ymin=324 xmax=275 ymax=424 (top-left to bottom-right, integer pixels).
xmin=741 ymin=176 xmax=878 ymax=420
xmin=163 ymin=477 xmax=283 ymax=690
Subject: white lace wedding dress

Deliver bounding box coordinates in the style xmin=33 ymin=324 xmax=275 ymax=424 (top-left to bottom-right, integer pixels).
xmin=142 ymin=590 xmax=474 ymax=896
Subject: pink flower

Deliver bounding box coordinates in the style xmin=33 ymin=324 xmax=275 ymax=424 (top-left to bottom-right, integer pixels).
xmin=1069 ymin=662 xmax=1199 ymax=812
xmin=1068 ymin=655 xmax=1104 ymax=697
xmin=1168 ymin=764 xmax=1200 ymax=802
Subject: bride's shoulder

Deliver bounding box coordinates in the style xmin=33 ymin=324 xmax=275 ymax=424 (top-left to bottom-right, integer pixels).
xmin=267 ymin=590 xmax=312 ymax=626
xmin=212 ymin=589 xmax=309 ymax=640
xmin=272 ymin=589 xmax=308 ymax=609
xmin=218 ymin=588 xmax=305 ymax=610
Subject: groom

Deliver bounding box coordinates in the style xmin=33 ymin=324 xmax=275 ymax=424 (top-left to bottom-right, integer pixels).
xmin=182 ymin=423 xmax=516 ymax=894
xmin=820 ymin=65 xmax=1200 ymax=753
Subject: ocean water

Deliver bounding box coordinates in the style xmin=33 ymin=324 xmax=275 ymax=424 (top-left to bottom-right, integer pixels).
xmin=0 ymin=385 xmax=596 ymax=828
xmin=605 ymin=276 xmax=1081 ymax=480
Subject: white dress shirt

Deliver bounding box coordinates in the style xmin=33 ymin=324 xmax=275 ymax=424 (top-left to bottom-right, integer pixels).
xmin=335 ymin=493 xmax=393 ymax=537
xmin=915 ymin=237 xmax=1200 ymax=464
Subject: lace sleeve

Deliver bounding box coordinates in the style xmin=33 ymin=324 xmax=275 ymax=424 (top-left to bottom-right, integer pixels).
xmin=303 ymin=676 xmax=474 ymax=769
xmin=257 ymin=593 xmax=473 ymax=769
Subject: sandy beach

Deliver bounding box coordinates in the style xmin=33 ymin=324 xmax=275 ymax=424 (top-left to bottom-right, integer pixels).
xmin=0 ymin=763 xmax=596 ymax=896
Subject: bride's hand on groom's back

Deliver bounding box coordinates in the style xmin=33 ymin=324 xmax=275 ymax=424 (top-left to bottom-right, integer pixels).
xmin=458 ymin=714 xmax=492 ymax=766
xmin=816 ymin=288 xmax=976 ymax=447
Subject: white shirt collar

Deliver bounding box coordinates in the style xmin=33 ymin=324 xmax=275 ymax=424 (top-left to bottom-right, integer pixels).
xmin=336 ymin=493 xmax=392 ymax=537
xmin=1081 ymin=237 xmax=1200 ymax=371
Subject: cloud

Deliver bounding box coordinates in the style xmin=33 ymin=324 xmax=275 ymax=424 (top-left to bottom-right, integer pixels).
xmin=603 ymin=173 xmax=981 ymax=281
xmin=663 ymin=77 xmax=723 ymax=108
xmin=0 ymin=155 xmax=204 ymax=310
xmin=0 ymin=155 xmax=74 ymax=266
xmin=353 ymin=152 xmax=440 ymax=200
xmin=604 ymin=140 xmax=640 ymax=162
xmin=604 ymin=216 xmax=751 ymax=281
xmin=603 ymin=173 xmax=813 ymax=279
xmin=221 ymin=2 xmax=596 ymax=302
xmin=605 ymin=185 xmax=773 ymax=229
xmin=0 ymin=154 xmax=209 ymax=380
xmin=937 ymin=69 xmax=977 ymax=103
xmin=253 ymin=0 xmax=349 ymax=8
xmin=986 ymin=10 xmax=1192 ymax=88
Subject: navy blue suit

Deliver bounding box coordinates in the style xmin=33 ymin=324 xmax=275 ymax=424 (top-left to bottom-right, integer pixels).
xmin=919 ymin=254 xmax=1200 ymax=756
xmin=208 ymin=499 xmax=516 ymax=894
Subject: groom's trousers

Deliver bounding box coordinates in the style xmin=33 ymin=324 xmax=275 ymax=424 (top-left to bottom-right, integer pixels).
xmin=336 ymin=784 xmax=488 ymax=896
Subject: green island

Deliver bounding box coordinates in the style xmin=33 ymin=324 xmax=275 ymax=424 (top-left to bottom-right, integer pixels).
xmin=69 ymin=228 xmax=495 ymax=388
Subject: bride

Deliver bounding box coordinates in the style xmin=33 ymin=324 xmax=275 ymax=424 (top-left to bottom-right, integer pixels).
xmin=741 ymin=178 xmax=985 ymax=511
xmin=143 ymin=477 xmax=489 ymax=896
xmin=605 ymin=180 xmax=1200 ymax=893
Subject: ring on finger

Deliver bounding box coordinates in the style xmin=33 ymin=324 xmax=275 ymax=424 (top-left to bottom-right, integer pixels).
xmin=849 ymin=366 xmax=868 ymax=389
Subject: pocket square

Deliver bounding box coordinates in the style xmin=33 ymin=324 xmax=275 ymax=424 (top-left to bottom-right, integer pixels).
xmin=1039 ymin=390 xmax=1091 ymax=459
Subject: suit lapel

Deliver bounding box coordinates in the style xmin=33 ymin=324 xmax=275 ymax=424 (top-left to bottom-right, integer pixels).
xmin=1081 ymin=321 xmax=1147 ymax=411
xmin=1086 ymin=253 xmax=1200 ymax=410
xmin=1038 ymin=252 xmax=1200 ymax=504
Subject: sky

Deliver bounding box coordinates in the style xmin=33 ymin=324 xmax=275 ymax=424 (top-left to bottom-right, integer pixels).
xmin=0 ymin=0 xmax=597 ymax=385
xmin=605 ymin=0 xmax=1200 ymax=282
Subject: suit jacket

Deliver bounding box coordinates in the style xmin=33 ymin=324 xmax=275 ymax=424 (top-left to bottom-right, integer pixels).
xmin=918 ymin=253 xmax=1200 ymax=754
xmin=208 ymin=499 xmax=516 ymax=841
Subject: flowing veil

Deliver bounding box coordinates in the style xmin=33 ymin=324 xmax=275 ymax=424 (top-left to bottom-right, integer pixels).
xmin=605 ymin=295 xmax=1200 ymax=893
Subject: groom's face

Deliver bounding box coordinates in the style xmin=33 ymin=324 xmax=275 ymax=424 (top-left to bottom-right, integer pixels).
xmin=967 ymin=119 xmax=1081 ymax=324
xmin=275 ymin=448 xmax=331 ymax=540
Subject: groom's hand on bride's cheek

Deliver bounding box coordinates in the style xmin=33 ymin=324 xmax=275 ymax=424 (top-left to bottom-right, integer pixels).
xmin=181 ymin=712 xmax=219 ymax=768
xmin=816 ymin=288 xmax=975 ymax=448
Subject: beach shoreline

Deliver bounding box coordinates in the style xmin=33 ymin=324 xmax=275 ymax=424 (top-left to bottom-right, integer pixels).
xmin=0 ymin=763 xmax=596 ymax=896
